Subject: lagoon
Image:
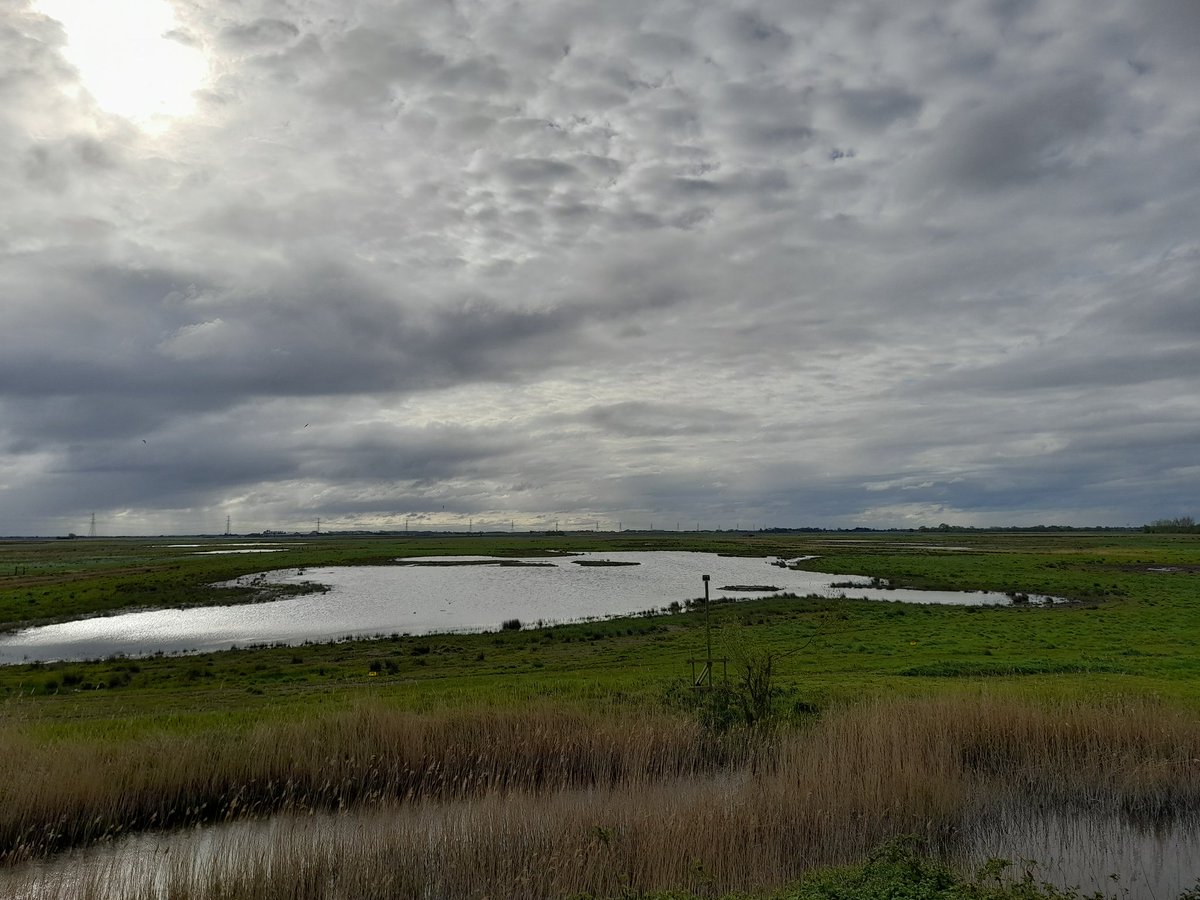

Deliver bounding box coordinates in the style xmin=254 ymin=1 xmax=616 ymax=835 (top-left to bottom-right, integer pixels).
xmin=0 ymin=551 xmax=1044 ymax=664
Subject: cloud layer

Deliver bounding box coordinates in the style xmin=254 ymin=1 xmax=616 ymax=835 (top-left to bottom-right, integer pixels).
xmin=3 ymin=0 xmax=1197 ymax=533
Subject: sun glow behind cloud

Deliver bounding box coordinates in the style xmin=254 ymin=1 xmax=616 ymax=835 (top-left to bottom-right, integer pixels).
xmin=35 ymin=0 xmax=208 ymax=128
xmin=3 ymin=0 xmax=1199 ymax=535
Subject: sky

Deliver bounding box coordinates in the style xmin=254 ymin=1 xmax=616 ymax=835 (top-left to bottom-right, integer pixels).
xmin=2 ymin=0 xmax=1198 ymax=535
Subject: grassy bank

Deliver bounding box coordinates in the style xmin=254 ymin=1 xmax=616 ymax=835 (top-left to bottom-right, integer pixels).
xmin=5 ymin=531 xmax=1200 ymax=718
xmin=4 ymin=530 xmax=1197 ymax=631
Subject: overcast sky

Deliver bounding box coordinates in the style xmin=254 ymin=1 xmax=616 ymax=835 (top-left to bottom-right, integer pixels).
xmin=2 ymin=0 xmax=1197 ymax=535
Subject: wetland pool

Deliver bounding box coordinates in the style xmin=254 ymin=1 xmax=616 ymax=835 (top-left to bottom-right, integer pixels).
xmin=0 ymin=551 xmax=1051 ymax=664
xmin=4 ymin=794 xmax=1197 ymax=899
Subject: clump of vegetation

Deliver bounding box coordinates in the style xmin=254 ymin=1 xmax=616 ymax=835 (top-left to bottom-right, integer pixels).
xmin=772 ymin=838 xmax=1095 ymax=899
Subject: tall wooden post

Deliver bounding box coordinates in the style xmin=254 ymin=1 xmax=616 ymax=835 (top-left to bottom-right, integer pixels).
xmin=703 ymin=574 xmax=711 ymax=686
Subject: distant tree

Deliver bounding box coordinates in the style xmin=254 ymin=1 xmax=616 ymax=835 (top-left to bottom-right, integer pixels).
xmin=1144 ymin=516 xmax=1198 ymax=533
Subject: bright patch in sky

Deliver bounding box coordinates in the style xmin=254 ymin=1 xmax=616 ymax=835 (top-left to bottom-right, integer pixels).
xmin=3 ymin=0 xmax=1198 ymax=535
xmin=35 ymin=0 xmax=208 ymax=126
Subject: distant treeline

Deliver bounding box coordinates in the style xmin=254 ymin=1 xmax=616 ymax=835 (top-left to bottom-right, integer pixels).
xmin=1143 ymin=516 xmax=1200 ymax=533
xmin=914 ymin=524 xmax=1128 ymax=533
xmin=759 ymin=525 xmax=1136 ymax=534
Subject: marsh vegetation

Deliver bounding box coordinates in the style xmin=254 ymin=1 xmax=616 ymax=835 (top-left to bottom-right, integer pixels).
xmin=5 ymin=697 xmax=1200 ymax=897
xmin=2 ymin=531 xmax=1200 ymax=897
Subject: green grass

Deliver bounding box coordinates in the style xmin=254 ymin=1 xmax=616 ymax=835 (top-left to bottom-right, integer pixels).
xmin=711 ymin=838 xmax=1116 ymax=899
xmin=4 ymin=530 xmax=1200 ymax=733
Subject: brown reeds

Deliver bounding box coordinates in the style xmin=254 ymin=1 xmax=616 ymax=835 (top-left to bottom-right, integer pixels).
xmin=4 ymin=694 xmax=1200 ymax=898
xmin=0 ymin=705 xmax=754 ymax=865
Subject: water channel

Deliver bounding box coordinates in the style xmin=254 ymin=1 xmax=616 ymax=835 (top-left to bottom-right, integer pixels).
xmin=0 ymin=552 xmax=1050 ymax=664
xmin=3 ymin=792 xmax=1197 ymax=899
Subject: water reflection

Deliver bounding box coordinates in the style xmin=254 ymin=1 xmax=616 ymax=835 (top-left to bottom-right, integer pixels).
xmin=963 ymin=806 xmax=1200 ymax=896
xmin=4 ymin=797 xmax=1198 ymax=899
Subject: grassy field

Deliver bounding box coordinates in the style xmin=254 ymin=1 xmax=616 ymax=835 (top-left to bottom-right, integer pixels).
xmin=4 ymin=530 xmax=1200 ymax=719
xmin=2 ymin=530 xmax=1199 ymax=897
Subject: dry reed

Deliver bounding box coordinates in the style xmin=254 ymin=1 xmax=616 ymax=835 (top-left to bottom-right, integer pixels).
xmin=4 ymin=694 xmax=1200 ymax=898
xmin=0 ymin=705 xmax=752 ymax=864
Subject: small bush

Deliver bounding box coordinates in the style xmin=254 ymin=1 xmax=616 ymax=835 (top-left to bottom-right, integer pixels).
xmin=501 ymin=618 xmax=522 ymax=631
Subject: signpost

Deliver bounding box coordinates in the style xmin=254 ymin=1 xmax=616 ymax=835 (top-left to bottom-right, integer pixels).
xmin=689 ymin=574 xmax=726 ymax=688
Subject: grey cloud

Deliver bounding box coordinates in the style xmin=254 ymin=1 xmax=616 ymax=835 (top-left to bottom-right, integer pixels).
xmin=1078 ymin=247 xmax=1200 ymax=338
xmin=0 ymin=11 xmax=77 ymax=126
xmin=310 ymin=423 xmax=530 ymax=485
xmin=1142 ymin=0 xmax=1200 ymax=60
xmin=581 ymin=402 xmax=750 ymax=438
xmin=628 ymin=31 xmax=694 ymax=66
xmin=219 ymin=18 xmax=301 ymax=51
xmin=163 ymin=28 xmax=202 ymax=48
xmin=986 ymin=0 xmax=1038 ymax=24
xmin=928 ymin=78 xmax=1109 ymax=190
xmin=723 ymin=10 xmax=792 ymax=53
xmin=931 ymin=345 xmax=1200 ymax=394
xmin=717 ymin=81 xmax=814 ymax=151
xmin=432 ymin=58 xmax=510 ymax=94
xmin=699 ymin=7 xmax=793 ymax=73
xmin=496 ymin=158 xmax=583 ymax=188
xmin=3 ymin=0 xmax=1199 ymax=533
xmin=571 ymin=154 xmax=625 ymax=179
xmin=833 ymin=86 xmax=923 ymax=130
xmin=22 ymin=136 xmax=119 ymax=190
xmin=658 ymin=168 xmax=789 ymax=211
xmin=313 ymin=28 xmax=446 ymax=106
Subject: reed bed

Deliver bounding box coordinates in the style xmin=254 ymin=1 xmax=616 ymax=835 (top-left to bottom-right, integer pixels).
xmin=814 ymin=694 xmax=1200 ymax=819
xmin=4 ymin=695 xmax=1200 ymax=898
xmin=0 ymin=705 xmax=754 ymax=864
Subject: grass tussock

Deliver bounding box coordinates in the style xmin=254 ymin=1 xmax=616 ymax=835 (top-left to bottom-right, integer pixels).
xmin=4 ymin=695 xmax=1200 ymax=898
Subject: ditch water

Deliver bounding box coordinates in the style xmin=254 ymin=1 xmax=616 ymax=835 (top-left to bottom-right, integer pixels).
xmin=3 ymin=797 xmax=1197 ymax=899
xmin=962 ymin=806 xmax=1200 ymax=897
xmin=0 ymin=551 xmax=1053 ymax=664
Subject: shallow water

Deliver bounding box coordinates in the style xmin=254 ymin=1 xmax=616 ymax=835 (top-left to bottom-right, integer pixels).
xmin=963 ymin=807 xmax=1200 ymax=897
xmin=0 ymin=551 xmax=1039 ymax=664
xmin=5 ymin=797 xmax=1197 ymax=900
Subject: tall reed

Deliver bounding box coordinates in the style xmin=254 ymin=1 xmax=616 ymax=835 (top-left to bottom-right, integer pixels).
xmin=0 ymin=705 xmax=753 ymax=863
xmin=4 ymin=694 xmax=1200 ymax=898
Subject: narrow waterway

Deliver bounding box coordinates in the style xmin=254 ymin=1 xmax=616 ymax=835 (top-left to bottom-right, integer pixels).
xmin=4 ymin=790 xmax=1197 ymax=899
